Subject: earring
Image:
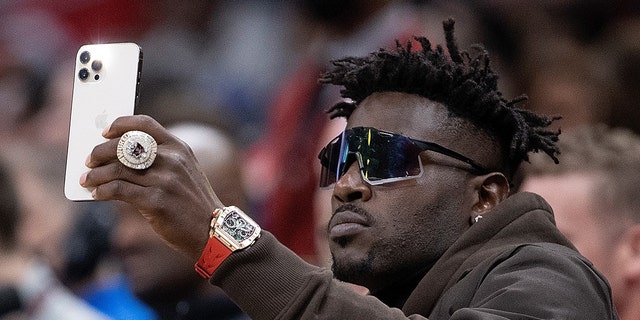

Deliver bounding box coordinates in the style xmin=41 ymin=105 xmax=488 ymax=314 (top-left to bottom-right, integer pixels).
xmin=472 ymin=215 xmax=483 ymax=224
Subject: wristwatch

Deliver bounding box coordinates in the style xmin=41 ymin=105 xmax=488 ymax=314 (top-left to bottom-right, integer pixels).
xmin=195 ymin=206 xmax=261 ymax=279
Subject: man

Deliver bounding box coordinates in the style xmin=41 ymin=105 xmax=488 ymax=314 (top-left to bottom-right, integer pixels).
xmin=113 ymin=122 xmax=249 ymax=319
xmin=81 ymin=20 xmax=618 ymax=318
xmin=519 ymin=124 xmax=640 ymax=320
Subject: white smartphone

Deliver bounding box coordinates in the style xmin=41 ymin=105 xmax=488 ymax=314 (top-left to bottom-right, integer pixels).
xmin=64 ymin=42 xmax=143 ymax=201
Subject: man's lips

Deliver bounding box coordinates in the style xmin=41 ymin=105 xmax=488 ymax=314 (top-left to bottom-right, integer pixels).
xmin=328 ymin=210 xmax=370 ymax=239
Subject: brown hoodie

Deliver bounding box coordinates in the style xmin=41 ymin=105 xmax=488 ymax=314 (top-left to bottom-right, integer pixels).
xmin=212 ymin=192 xmax=618 ymax=319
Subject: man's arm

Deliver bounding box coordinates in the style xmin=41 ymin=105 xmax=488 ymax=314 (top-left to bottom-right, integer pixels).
xmin=82 ymin=116 xmax=424 ymax=320
xmin=211 ymin=232 xmax=424 ymax=320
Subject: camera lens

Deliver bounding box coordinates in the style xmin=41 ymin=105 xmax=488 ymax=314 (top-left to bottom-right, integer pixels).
xmin=79 ymin=51 xmax=91 ymax=64
xmin=91 ymin=60 xmax=102 ymax=71
xmin=78 ymin=68 xmax=90 ymax=81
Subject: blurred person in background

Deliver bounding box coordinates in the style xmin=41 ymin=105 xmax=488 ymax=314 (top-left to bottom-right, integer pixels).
xmin=0 ymin=42 xmax=50 ymax=145
xmin=113 ymin=79 xmax=249 ymax=319
xmin=136 ymin=0 xmax=297 ymax=145
xmin=65 ymin=201 xmax=158 ymax=320
xmin=519 ymin=124 xmax=640 ymax=320
xmin=113 ymin=122 xmax=249 ymax=320
xmin=0 ymin=150 xmax=111 ymax=320
xmin=600 ymin=16 xmax=640 ymax=136
xmin=466 ymin=1 xmax=640 ymax=134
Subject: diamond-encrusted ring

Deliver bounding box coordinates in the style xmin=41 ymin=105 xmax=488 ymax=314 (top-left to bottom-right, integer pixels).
xmin=116 ymin=130 xmax=157 ymax=170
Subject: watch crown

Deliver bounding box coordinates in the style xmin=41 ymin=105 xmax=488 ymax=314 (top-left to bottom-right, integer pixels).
xmin=209 ymin=208 xmax=221 ymax=238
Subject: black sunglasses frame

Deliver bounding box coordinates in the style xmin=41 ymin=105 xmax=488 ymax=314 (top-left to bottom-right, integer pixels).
xmin=318 ymin=127 xmax=492 ymax=188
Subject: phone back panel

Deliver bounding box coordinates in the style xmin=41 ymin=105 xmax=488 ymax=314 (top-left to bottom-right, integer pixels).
xmin=65 ymin=43 xmax=142 ymax=201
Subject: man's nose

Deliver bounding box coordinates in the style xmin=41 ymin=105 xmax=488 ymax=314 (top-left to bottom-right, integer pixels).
xmin=332 ymin=162 xmax=372 ymax=203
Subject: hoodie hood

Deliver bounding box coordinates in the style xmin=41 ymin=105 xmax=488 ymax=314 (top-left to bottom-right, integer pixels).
xmin=402 ymin=191 xmax=575 ymax=315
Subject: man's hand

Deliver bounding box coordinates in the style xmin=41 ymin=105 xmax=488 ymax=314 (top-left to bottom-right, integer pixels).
xmin=81 ymin=115 xmax=222 ymax=259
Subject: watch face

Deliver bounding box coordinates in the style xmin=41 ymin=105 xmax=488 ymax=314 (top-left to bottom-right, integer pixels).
xmin=213 ymin=206 xmax=261 ymax=251
xmin=221 ymin=211 xmax=257 ymax=242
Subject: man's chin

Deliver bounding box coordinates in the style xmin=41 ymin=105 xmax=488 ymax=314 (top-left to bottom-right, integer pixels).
xmin=331 ymin=254 xmax=373 ymax=285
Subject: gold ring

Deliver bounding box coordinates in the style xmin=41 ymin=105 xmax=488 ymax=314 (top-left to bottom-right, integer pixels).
xmin=116 ymin=130 xmax=157 ymax=170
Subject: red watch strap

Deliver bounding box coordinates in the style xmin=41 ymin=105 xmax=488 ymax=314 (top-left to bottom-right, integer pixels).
xmin=195 ymin=236 xmax=232 ymax=279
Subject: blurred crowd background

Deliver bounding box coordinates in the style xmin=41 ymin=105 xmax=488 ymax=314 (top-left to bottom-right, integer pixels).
xmin=2 ymin=0 xmax=640 ymax=319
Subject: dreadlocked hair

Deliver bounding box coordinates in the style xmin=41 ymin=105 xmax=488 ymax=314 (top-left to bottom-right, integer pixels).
xmin=319 ymin=18 xmax=560 ymax=177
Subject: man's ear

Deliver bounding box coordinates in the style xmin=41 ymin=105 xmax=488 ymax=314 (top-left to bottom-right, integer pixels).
xmin=471 ymin=172 xmax=510 ymax=216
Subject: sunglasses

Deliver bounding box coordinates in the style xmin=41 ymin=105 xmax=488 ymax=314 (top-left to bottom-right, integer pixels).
xmin=318 ymin=127 xmax=491 ymax=188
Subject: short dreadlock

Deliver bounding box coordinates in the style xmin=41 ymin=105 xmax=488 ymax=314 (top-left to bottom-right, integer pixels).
xmin=319 ymin=18 xmax=560 ymax=178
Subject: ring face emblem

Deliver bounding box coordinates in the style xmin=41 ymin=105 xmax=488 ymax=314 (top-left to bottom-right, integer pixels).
xmin=117 ymin=130 xmax=157 ymax=170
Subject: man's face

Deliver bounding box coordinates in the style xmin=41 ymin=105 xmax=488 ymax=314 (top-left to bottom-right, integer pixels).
xmin=327 ymin=92 xmax=481 ymax=292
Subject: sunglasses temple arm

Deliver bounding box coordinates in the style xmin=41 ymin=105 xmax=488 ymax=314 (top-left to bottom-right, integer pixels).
xmin=417 ymin=141 xmax=491 ymax=174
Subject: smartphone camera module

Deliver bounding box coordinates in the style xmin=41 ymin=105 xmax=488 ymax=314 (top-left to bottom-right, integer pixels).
xmin=79 ymin=51 xmax=91 ymax=64
xmin=91 ymin=60 xmax=102 ymax=71
xmin=91 ymin=60 xmax=102 ymax=81
xmin=78 ymin=68 xmax=90 ymax=81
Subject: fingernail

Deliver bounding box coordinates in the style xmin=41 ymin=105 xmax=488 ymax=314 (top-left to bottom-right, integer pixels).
xmin=102 ymin=123 xmax=111 ymax=137
xmin=85 ymin=154 xmax=91 ymax=167
xmin=79 ymin=172 xmax=87 ymax=186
